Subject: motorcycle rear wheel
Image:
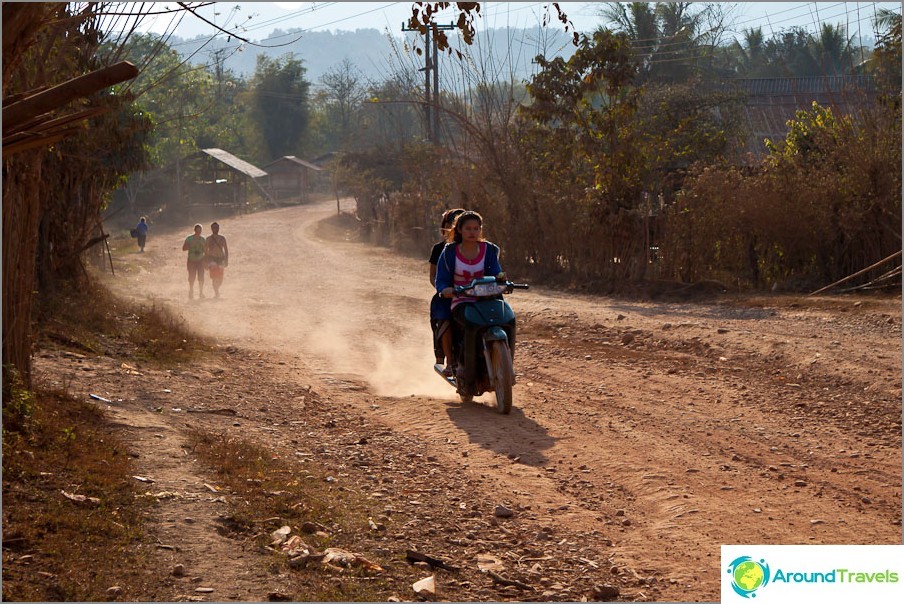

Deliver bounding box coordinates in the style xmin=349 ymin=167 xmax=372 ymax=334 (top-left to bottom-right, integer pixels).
xmin=489 ymin=340 xmax=514 ymax=414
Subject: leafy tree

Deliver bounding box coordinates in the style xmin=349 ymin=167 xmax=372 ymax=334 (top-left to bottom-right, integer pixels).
xmin=314 ymin=58 xmax=366 ymax=152
xmin=250 ymin=54 xmax=311 ymax=161
xmin=358 ymin=74 xmax=423 ymax=151
xmin=732 ymin=27 xmax=768 ymax=76
xmin=514 ymin=29 xmax=647 ymax=281
xmin=115 ymin=33 xmax=219 ymax=167
xmin=868 ymin=9 xmax=902 ymax=108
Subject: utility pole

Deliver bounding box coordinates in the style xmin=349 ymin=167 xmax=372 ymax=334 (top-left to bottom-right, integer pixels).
xmin=401 ymin=22 xmax=454 ymax=144
xmin=209 ymin=47 xmax=226 ymax=97
xmin=425 ymin=26 xmax=432 ymax=142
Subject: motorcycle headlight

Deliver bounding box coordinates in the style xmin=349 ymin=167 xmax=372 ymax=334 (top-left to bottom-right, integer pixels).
xmin=471 ymin=283 xmax=506 ymax=296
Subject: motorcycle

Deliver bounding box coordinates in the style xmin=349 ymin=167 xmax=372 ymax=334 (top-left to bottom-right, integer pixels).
xmin=433 ymin=275 xmax=529 ymax=414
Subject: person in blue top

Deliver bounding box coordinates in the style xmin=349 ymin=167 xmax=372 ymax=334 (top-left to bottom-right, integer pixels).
xmin=135 ymin=216 xmax=149 ymax=252
xmin=435 ymin=211 xmax=504 ymax=381
xmin=429 ymin=208 xmax=465 ymax=371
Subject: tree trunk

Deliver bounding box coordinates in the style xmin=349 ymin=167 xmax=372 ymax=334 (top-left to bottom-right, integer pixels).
xmin=2 ymin=151 xmax=43 ymax=388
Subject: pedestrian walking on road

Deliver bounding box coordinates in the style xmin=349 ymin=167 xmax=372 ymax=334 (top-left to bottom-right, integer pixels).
xmin=182 ymin=224 xmax=206 ymax=299
xmin=135 ymin=216 xmax=149 ymax=252
xmin=205 ymin=221 xmax=229 ymax=298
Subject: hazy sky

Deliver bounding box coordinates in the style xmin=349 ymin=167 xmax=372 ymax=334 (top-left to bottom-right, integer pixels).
xmin=136 ymin=2 xmax=899 ymax=44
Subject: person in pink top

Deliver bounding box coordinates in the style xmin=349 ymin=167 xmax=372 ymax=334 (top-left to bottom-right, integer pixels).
xmin=435 ymin=211 xmax=504 ymax=379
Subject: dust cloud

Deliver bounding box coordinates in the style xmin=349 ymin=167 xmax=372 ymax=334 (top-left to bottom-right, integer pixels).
xmin=297 ymin=293 xmax=452 ymax=399
xmin=109 ymin=203 xmax=464 ymax=402
xmin=366 ymin=340 xmax=452 ymax=398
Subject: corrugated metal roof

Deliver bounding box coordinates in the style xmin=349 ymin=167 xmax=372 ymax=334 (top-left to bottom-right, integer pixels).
xmin=718 ymin=76 xmax=877 ymax=160
xmin=264 ymin=155 xmax=322 ymax=171
xmin=732 ymin=75 xmax=875 ymax=96
xmin=202 ymin=148 xmax=267 ymax=178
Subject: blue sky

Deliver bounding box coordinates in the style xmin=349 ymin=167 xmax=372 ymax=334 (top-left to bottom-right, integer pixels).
xmin=135 ymin=2 xmax=900 ymax=44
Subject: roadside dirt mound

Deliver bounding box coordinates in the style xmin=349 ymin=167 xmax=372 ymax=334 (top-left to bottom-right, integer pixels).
xmin=22 ymin=199 xmax=902 ymax=601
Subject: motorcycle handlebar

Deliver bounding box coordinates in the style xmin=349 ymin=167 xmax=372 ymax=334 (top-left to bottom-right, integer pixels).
xmin=449 ymin=280 xmax=530 ymax=295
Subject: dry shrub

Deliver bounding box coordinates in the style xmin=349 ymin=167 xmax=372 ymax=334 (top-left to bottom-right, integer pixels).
xmin=661 ymin=102 xmax=901 ymax=291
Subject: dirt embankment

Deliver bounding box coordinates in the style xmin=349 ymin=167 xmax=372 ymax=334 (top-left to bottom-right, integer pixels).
xmin=27 ymin=200 xmax=902 ymax=602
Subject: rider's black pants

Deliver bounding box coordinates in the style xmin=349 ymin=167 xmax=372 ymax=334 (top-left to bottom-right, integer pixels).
xmin=452 ymin=305 xmax=477 ymax=389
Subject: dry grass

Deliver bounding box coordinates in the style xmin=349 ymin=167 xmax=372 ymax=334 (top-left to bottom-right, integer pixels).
xmin=34 ymin=279 xmax=214 ymax=365
xmin=2 ymin=383 xmax=167 ymax=601
xmin=7 ymin=280 xmax=403 ymax=601
xmin=186 ymin=430 xmax=396 ymax=602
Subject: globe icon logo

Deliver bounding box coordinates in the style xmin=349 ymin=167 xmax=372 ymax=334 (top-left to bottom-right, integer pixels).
xmin=727 ymin=556 xmax=770 ymax=598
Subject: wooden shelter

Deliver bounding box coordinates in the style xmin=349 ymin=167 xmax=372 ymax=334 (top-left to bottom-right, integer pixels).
xmin=158 ymin=148 xmax=272 ymax=217
xmin=263 ymin=155 xmax=322 ymax=203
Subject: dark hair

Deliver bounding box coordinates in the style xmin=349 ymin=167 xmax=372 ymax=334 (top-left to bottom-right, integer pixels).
xmin=450 ymin=210 xmax=483 ymax=243
xmin=441 ymin=208 xmax=465 ymax=229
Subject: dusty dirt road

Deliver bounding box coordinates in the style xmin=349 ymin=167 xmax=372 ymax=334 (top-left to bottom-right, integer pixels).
xmin=46 ymin=199 xmax=901 ymax=601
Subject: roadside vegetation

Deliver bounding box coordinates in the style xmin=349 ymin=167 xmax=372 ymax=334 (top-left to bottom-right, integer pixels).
xmin=3 ymin=283 xmax=209 ymax=600
xmin=2 ymin=376 xmax=162 ymax=601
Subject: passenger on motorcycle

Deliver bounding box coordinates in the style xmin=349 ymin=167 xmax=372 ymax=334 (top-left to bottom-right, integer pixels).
xmin=435 ymin=211 xmax=505 ymax=381
xmin=429 ymin=208 xmax=466 ymax=369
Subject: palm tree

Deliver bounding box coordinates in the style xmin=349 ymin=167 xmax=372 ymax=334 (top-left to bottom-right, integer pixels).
xmin=598 ymin=2 xmax=728 ymax=82
xmin=734 ymin=27 xmax=767 ymax=76
xmin=600 ymin=2 xmax=658 ymax=77
xmin=811 ymin=23 xmax=855 ymax=76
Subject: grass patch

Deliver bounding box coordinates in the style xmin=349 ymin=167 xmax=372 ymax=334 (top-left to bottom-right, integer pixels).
xmin=186 ymin=429 xmax=396 ymax=602
xmin=2 ymin=382 xmax=165 ymax=601
xmin=34 ymin=279 xmax=214 ymax=365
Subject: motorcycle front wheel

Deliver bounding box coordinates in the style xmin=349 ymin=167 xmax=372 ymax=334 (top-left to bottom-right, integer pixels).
xmin=489 ymin=340 xmax=514 ymax=414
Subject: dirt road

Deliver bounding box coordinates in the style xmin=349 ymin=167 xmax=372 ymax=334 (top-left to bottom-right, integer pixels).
xmin=88 ymin=199 xmax=901 ymax=600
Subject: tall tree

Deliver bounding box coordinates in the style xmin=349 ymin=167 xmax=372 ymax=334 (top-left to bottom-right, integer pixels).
xmin=599 ymin=2 xmax=730 ymax=82
xmin=869 ymin=8 xmax=902 ymax=105
xmin=316 ymin=58 xmax=366 ymax=151
xmin=251 ymin=54 xmax=310 ymax=161
xmin=811 ymin=23 xmax=855 ymax=75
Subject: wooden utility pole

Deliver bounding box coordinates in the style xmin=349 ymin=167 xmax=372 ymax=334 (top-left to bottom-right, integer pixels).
xmin=401 ymin=22 xmax=454 ymax=144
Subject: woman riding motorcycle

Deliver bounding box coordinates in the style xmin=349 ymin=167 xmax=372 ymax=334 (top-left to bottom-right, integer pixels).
xmin=435 ymin=211 xmax=506 ymax=384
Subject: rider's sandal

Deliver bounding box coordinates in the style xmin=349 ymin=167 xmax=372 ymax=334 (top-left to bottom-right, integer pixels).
xmin=442 ymin=364 xmax=456 ymax=377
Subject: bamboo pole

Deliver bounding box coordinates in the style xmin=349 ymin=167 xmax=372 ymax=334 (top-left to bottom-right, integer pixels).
xmin=808 ymin=250 xmax=902 ymax=296
xmin=2 ymin=61 xmax=138 ymax=135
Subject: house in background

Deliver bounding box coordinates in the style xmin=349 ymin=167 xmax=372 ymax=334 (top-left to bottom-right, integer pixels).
xmin=729 ymin=75 xmax=877 ymax=159
xmin=263 ymin=155 xmax=323 ymax=204
xmin=142 ymin=148 xmax=272 ymax=220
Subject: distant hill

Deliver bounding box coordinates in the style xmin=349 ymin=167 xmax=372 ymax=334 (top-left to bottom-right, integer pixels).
xmin=169 ymin=26 xmax=578 ymax=87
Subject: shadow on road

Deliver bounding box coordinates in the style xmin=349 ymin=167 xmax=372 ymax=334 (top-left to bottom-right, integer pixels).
xmin=445 ymin=402 xmax=556 ymax=467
